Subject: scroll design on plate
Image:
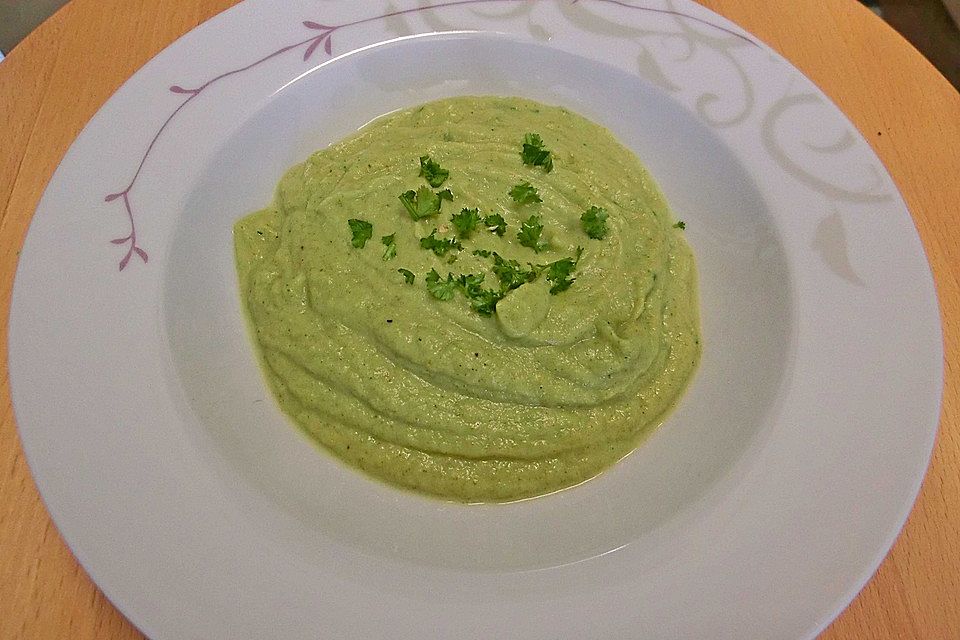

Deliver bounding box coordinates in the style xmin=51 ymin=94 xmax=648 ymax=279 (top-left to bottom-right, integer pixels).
xmin=761 ymin=93 xmax=892 ymax=203
xmin=558 ymin=0 xmax=758 ymax=124
xmin=105 ymin=0 xmax=758 ymax=271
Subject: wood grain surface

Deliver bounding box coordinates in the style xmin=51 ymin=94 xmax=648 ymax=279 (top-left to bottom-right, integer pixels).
xmin=1 ymin=1 xmax=957 ymax=638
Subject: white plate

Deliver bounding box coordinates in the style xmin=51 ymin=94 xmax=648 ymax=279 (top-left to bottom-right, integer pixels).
xmin=8 ymin=1 xmax=943 ymax=638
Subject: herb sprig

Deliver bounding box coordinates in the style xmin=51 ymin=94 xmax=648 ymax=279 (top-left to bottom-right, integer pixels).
xmin=509 ymin=181 xmax=542 ymax=205
xmin=419 ymin=155 xmax=449 ymax=187
xmin=420 ymin=229 xmax=463 ymax=256
xmin=399 ymin=186 xmax=453 ymax=220
xmin=451 ymin=208 xmax=482 ymax=239
xmin=381 ymin=233 xmax=397 ymax=260
xmin=398 ymin=268 xmax=416 ymax=284
xmin=542 ymin=247 xmax=584 ymax=294
xmin=484 ymin=213 xmax=507 ymax=236
xmin=491 ymin=253 xmax=537 ymax=291
xmin=347 ymin=219 xmax=373 ymax=248
xmin=520 ymin=133 xmax=554 ymax=172
xmin=517 ymin=214 xmax=547 ymax=253
xmin=425 ymin=268 xmax=458 ymax=300
xmin=580 ymin=206 xmax=608 ymax=240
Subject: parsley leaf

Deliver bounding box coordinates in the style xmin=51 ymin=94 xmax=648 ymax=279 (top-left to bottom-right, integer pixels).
xmin=509 ymin=181 xmax=542 ymax=205
xmin=425 ymin=268 xmax=458 ymax=301
xmin=520 ymin=133 xmax=554 ymax=172
xmin=457 ymin=272 xmax=486 ymax=292
xmin=398 ymin=268 xmax=415 ymax=285
xmin=544 ymin=257 xmax=577 ymax=294
xmin=540 ymin=248 xmax=583 ymax=295
xmin=347 ymin=218 xmax=373 ymax=248
xmin=472 ymin=248 xmax=492 ymax=258
xmin=419 ymin=229 xmax=462 ymax=256
xmin=468 ymin=289 xmax=501 ymax=315
xmin=517 ymin=214 xmax=547 ymax=252
xmin=451 ymin=208 xmax=482 ymax=238
xmin=381 ymin=233 xmax=397 ymax=260
xmin=398 ymin=185 xmax=447 ymax=220
xmin=456 ymin=273 xmax=503 ymax=316
xmin=580 ymin=206 xmax=609 ymax=240
xmin=423 ymin=268 xmax=506 ymax=316
xmin=418 ymin=155 xmax=449 ymax=187
xmin=483 ymin=213 xmax=507 ymax=236
xmin=491 ymin=253 xmax=537 ymax=291
xmin=673 ymin=220 xmax=686 ymax=230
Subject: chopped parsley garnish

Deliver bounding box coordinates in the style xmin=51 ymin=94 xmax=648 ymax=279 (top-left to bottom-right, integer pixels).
xmin=457 ymin=273 xmax=486 ymax=293
xmin=398 ymin=185 xmax=449 ymax=220
xmin=517 ymin=214 xmax=547 ymax=253
xmin=491 ymin=253 xmax=537 ymax=291
xmin=418 ymin=155 xmax=449 ymax=187
xmin=520 ymin=133 xmax=554 ymax=172
xmin=451 ymin=208 xmax=482 ymax=238
xmin=580 ymin=206 xmax=609 ymax=240
xmin=424 ymin=246 xmax=584 ymax=314
xmin=384 ymin=134 xmax=603 ymax=311
xmin=456 ymin=273 xmax=501 ymax=316
xmin=543 ymin=253 xmax=581 ymax=294
xmin=425 ymin=270 xmax=505 ymax=315
xmin=673 ymin=220 xmax=686 ymax=230
xmin=509 ymin=181 xmax=542 ymax=205
xmin=467 ymin=288 xmax=501 ymax=315
xmin=425 ymin=268 xmax=458 ymax=300
xmin=483 ymin=213 xmax=507 ymax=236
xmin=381 ymin=233 xmax=397 ymax=260
xmin=398 ymin=268 xmax=415 ymax=284
xmin=419 ymin=229 xmax=462 ymax=256
xmin=347 ymin=218 xmax=373 ymax=248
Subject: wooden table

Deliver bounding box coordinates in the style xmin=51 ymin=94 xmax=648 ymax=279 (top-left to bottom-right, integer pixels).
xmin=1 ymin=1 xmax=958 ymax=637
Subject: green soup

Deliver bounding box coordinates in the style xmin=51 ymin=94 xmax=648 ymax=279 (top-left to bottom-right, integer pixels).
xmin=234 ymin=96 xmax=700 ymax=502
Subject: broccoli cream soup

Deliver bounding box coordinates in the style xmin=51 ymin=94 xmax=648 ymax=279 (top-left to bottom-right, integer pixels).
xmin=234 ymin=96 xmax=700 ymax=502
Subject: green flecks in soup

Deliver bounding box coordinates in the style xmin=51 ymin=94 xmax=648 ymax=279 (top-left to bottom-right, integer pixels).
xmin=233 ymin=96 xmax=701 ymax=502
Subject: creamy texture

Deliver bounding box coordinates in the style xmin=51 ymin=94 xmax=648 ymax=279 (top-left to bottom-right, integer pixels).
xmin=234 ymin=96 xmax=700 ymax=502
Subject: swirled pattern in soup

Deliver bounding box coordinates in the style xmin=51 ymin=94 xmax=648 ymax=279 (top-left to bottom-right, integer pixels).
xmin=234 ymin=96 xmax=700 ymax=502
